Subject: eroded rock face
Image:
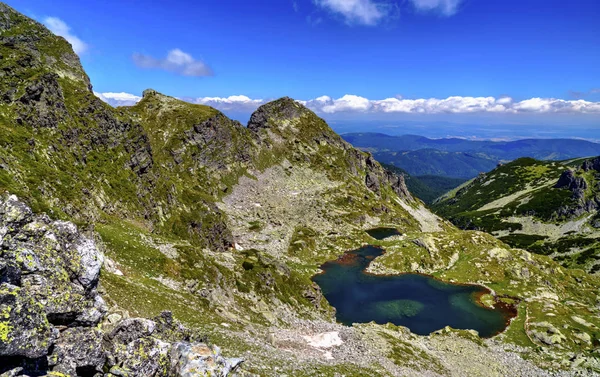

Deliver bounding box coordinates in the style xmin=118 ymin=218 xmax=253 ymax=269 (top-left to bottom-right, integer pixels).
xmin=0 ymin=195 xmax=243 ymax=376
xmin=581 ymin=157 xmax=600 ymax=173
xmin=555 ymin=170 xmax=587 ymax=199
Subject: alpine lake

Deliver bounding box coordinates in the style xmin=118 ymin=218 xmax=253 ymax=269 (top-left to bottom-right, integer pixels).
xmin=312 ymin=228 xmax=516 ymax=338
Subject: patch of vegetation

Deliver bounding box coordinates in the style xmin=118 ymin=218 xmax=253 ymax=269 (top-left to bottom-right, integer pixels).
xmin=382 ymin=163 xmax=466 ymax=204
xmin=498 ymin=234 xmax=548 ymax=249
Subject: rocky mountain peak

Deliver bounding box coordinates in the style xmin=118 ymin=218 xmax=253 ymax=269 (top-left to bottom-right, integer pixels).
xmin=247 ymin=96 xmax=336 ymax=141
xmin=0 ymin=3 xmax=91 ymax=92
xmin=142 ymin=88 xmax=159 ymax=98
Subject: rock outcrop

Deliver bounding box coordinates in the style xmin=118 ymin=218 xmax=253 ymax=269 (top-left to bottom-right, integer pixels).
xmin=0 ymin=195 xmax=242 ymax=376
xmin=555 ymin=169 xmax=587 ymax=199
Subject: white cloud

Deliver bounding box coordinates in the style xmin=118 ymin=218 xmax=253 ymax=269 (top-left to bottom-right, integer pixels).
xmin=43 ymin=17 xmax=88 ymax=55
xmin=94 ymin=92 xmax=142 ymax=107
xmin=132 ymin=49 xmax=213 ymax=77
xmin=93 ymin=91 xmax=600 ymax=115
xmin=512 ymin=98 xmax=600 ymax=113
xmin=409 ymin=0 xmax=463 ymax=16
xmin=314 ymin=0 xmax=389 ymax=25
xmin=192 ymin=95 xmax=265 ymax=111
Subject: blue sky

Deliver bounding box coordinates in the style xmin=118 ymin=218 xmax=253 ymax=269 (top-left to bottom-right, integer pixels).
xmin=8 ymin=0 xmax=600 ymax=133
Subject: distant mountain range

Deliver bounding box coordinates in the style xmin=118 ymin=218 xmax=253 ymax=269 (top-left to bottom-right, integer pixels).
xmin=343 ymin=133 xmax=600 ymax=179
xmin=375 ymin=149 xmax=498 ymax=179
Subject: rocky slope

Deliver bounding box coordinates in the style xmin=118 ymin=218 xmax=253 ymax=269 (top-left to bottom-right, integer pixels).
xmin=0 ymin=194 xmax=242 ymax=376
xmin=1 ymin=3 xmax=600 ymax=376
xmin=433 ymin=157 xmax=600 ymax=273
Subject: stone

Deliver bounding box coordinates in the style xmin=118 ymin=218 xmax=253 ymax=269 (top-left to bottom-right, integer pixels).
xmin=0 ymin=283 xmax=53 ymax=359
xmin=108 ymin=318 xmax=157 ymax=346
xmin=111 ymin=337 xmax=171 ymax=377
xmin=50 ymin=327 xmax=106 ymax=376
xmin=73 ymin=238 xmax=104 ymax=288
xmin=169 ymin=342 xmax=243 ymax=377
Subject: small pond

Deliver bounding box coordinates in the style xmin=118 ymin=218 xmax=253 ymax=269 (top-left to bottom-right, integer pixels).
xmin=365 ymin=227 xmax=402 ymax=240
xmin=312 ymin=246 xmax=515 ymax=337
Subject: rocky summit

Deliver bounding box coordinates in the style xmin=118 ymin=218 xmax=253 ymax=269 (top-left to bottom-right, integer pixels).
xmin=0 ymin=3 xmax=600 ymax=377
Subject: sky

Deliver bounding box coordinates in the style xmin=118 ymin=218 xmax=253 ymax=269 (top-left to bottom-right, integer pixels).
xmin=8 ymin=0 xmax=600 ymax=137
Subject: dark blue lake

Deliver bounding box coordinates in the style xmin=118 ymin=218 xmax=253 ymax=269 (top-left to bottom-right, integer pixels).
xmin=312 ymin=246 xmax=515 ymax=337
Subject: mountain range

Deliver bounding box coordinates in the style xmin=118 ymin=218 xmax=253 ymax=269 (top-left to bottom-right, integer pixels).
xmin=1 ymin=3 xmax=600 ymax=376
xmin=343 ymin=133 xmax=600 ymax=179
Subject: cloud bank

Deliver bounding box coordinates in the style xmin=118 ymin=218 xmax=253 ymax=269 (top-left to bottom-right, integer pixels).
xmin=43 ymin=17 xmax=88 ymax=55
xmin=132 ymin=49 xmax=213 ymax=77
xmin=95 ymin=92 xmax=600 ymax=115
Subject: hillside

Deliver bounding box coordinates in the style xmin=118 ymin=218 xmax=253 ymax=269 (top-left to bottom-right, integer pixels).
xmin=1 ymin=4 xmax=600 ymax=376
xmin=375 ymin=149 xmax=498 ymax=178
xmin=433 ymin=157 xmax=600 ymax=273
xmin=382 ymin=164 xmax=467 ymax=204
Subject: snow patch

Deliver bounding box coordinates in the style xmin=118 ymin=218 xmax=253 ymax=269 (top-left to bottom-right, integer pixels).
xmin=303 ymin=331 xmax=343 ymax=349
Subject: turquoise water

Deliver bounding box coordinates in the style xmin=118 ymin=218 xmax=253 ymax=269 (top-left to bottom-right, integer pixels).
xmin=365 ymin=227 xmax=402 ymax=240
xmin=312 ymin=246 xmax=514 ymax=337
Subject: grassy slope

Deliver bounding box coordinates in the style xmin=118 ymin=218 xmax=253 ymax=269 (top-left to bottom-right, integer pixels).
xmin=433 ymin=157 xmax=600 ymax=273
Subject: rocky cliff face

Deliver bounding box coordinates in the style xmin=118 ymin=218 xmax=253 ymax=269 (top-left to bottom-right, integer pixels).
xmin=554 ymin=158 xmax=600 ymax=219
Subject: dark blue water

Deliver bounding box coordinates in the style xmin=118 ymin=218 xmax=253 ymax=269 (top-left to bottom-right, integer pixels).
xmin=312 ymin=246 xmax=514 ymax=337
xmin=366 ymin=227 xmax=402 ymax=240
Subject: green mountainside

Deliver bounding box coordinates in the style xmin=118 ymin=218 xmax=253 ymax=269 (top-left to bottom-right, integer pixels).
xmin=382 ymin=164 xmax=466 ymax=204
xmin=1 ymin=4 xmax=600 ymax=376
xmin=433 ymin=157 xmax=600 ymax=273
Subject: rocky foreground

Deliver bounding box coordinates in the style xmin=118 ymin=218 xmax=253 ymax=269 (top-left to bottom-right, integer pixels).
xmin=0 ymin=195 xmax=242 ymax=376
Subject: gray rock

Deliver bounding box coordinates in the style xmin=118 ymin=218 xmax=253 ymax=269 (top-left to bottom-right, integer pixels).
xmin=110 ymin=337 xmax=171 ymax=377
xmin=73 ymin=237 xmax=104 ymax=288
xmin=0 ymin=195 xmax=32 ymax=225
xmin=169 ymin=342 xmax=243 ymax=377
xmin=0 ymin=283 xmax=53 ymax=358
xmin=0 ymin=260 xmax=21 ymax=285
xmin=50 ymin=327 xmax=106 ymax=376
xmin=108 ymin=318 xmax=157 ymax=346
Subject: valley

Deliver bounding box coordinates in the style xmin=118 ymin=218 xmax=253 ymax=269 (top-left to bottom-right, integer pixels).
xmin=0 ymin=3 xmax=599 ymax=377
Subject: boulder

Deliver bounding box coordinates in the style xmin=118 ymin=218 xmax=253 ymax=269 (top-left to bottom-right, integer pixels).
xmin=50 ymin=327 xmax=106 ymax=376
xmin=0 ymin=283 xmax=54 ymax=359
xmin=169 ymin=342 xmax=243 ymax=377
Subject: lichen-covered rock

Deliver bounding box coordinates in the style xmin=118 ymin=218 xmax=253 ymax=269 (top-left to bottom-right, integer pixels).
xmin=110 ymin=337 xmax=171 ymax=377
xmin=0 ymin=283 xmax=54 ymax=358
xmin=50 ymin=327 xmax=105 ymax=375
xmin=107 ymin=318 xmax=157 ymax=346
xmin=0 ymin=194 xmax=243 ymax=376
xmin=169 ymin=342 xmax=243 ymax=377
xmin=1 ymin=195 xmax=106 ymax=328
